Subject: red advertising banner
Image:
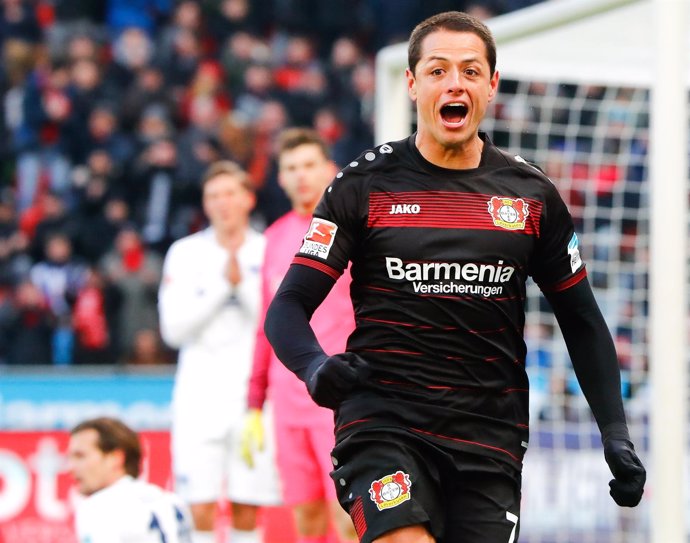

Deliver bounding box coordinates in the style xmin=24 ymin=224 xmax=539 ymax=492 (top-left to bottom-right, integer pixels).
xmin=0 ymin=431 xmax=172 ymax=543
xmin=0 ymin=431 xmax=295 ymax=543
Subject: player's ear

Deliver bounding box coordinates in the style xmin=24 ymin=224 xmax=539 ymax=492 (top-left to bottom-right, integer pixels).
xmin=107 ymin=448 xmax=127 ymax=473
xmin=245 ymin=189 xmax=257 ymax=212
xmin=277 ymin=169 xmax=287 ymax=190
xmin=406 ymin=68 xmax=417 ymax=102
xmin=488 ymin=70 xmax=499 ymax=102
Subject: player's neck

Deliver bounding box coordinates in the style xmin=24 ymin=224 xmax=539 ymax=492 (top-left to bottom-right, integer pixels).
xmin=415 ymin=133 xmax=483 ymax=170
xmin=293 ymin=202 xmax=317 ymax=217
xmin=215 ymin=224 xmax=247 ymax=251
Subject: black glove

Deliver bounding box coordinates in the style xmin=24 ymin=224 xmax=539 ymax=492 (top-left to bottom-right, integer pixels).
xmin=603 ymin=426 xmax=646 ymax=507
xmin=304 ymin=352 xmax=370 ymax=409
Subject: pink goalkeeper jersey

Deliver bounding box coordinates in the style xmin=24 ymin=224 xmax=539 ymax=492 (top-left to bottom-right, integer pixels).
xmin=248 ymin=210 xmax=355 ymax=427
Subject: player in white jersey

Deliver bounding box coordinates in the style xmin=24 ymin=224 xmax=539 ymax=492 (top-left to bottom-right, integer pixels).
xmin=158 ymin=161 xmax=281 ymax=543
xmin=68 ymin=417 xmax=193 ymax=543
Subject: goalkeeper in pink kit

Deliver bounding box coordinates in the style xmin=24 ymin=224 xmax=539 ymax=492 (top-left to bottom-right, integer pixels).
xmin=242 ymin=128 xmax=357 ymax=543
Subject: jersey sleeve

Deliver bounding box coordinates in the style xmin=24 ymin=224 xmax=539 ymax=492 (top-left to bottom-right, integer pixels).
xmin=247 ymin=244 xmax=272 ymax=410
xmin=157 ymin=240 xmax=231 ymax=348
xmin=292 ymin=168 xmax=365 ymax=279
xmin=530 ymin=181 xmax=587 ymax=292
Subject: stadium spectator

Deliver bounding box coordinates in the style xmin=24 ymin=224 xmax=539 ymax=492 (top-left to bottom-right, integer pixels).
xmin=2 ymin=38 xmax=37 ymax=171
xmin=99 ymin=225 xmax=162 ymax=357
xmin=207 ymin=0 xmax=266 ymax=45
xmin=65 ymin=57 xmax=121 ymax=164
xmin=0 ymin=278 xmax=55 ymax=365
xmin=30 ymin=231 xmax=86 ymax=364
xmin=273 ymin=35 xmax=320 ymax=93
xmin=128 ymin=105 xmax=178 ymax=246
xmin=178 ymin=60 xmax=231 ymax=125
xmin=251 ymin=99 xmax=292 ymax=226
xmin=233 ymin=62 xmax=277 ymax=123
xmin=125 ymin=327 xmax=173 ymax=365
xmin=358 ymin=0 xmax=422 ymax=51
xmin=158 ymin=26 xmax=203 ymax=102
xmin=0 ymin=0 xmax=43 ymax=47
xmin=106 ymin=26 xmax=156 ymax=92
xmin=73 ymin=178 xmax=130 ymax=263
xmin=81 ymin=145 xmax=123 ymax=190
xmin=79 ymin=102 xmax=136 ymax=168
xmin=62 ymin=32 xmax=103 ymax=64
xmin=216 ymin=113 xmax=257 ymax=174
xmin=339 ymin=60 xmax=376 ymax=147
xmin=178 ymin=95 xmax=223 ymax=169
xmin=14 ymin=58 xmax=72 ymax=211
xmin=157 ymin=0 xmax=204 ymax=56
xmin=43 ymin=2 xmax=105 ymax=62
xmin=158 ymin=160 xmax=280 ymax=543
xmin=67 ymin=416 xmax=193 ymax=543
xmin=243 ymin=127 xmax=357 ymax=543
xmin=219 ymin=30 xmax=271 ymax=99
xmin=30 ymin=230 xmax=85 ymax=319
xmin=104 ymin=0 xmax=172 ymax=38
xmin=26 ymin=190 xmax=77 ymax=262
xmin=0 ymin=194 xmax=31 ymax=286
xmin=119 ymin=62 xmax=178 ymax=132
xmin=281 ymin=64 xmax=329 ymax=127
xmin=72 ymin=265 xmax=122 ymax=365
xmin=270 ymin=0 xmax=356 ymax=56
xmin=465 ymin=0 xmax=507 ymax=19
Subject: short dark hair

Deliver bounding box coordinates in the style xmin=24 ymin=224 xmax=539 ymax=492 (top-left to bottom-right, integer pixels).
xmin=71 ymin=417 xmax=142 ymax=478
xmin=408 ymin=11 xmax=496 ymax=76
xmin=277 ymin=127 xmax=330 ymax=161
xmin=201 ymin=160 xmax=254 ymax=192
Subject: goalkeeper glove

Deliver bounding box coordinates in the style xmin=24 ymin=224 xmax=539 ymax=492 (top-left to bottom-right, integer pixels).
xmin=304 ymin=352 xmax=370 ymax=409
xmin=240 ymin=408 xmax=264 ymax=469
xmin=602 ymin=425 xmax=646 ymax=507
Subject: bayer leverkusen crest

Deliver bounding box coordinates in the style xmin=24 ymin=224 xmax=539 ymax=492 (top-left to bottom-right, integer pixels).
xmin=488 ymin=196 xmax=529 ymax=230
xmin=368 ymin=471 xmax=412 ymax=511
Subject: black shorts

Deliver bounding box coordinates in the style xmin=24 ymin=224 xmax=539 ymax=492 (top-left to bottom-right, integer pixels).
xmin=330 ymin=428 xmax=522 ymax=543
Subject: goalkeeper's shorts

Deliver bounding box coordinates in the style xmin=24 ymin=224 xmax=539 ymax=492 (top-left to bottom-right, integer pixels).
xmin=329 ymin=427 xmax=521 ymax=543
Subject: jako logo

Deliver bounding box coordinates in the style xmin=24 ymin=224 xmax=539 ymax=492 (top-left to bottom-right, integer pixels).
xmin=389 ymin=204 xmax=421 ymax=215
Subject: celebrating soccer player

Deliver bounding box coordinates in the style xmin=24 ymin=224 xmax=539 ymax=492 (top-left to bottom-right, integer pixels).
xmin=264 ymin=11 xmax=646 ymax=543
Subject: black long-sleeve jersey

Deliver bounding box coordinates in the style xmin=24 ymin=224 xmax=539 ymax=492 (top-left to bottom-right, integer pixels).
xmin=287 ymin=133 xmax=589 ymax=469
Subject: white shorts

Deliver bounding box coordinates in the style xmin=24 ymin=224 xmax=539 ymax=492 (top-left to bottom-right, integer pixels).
xmin=171 ymin=404 xmax=282 ymax=506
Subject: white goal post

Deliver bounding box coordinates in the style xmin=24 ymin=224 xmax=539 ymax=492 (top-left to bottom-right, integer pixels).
xmin=649 ymin=2 xmax=687 ymax=543
xmin=374 ymin=1 xmax=689 ymax=542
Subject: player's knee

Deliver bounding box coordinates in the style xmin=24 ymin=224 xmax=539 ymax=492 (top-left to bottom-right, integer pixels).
xmin=231 ymin=503 xmax=259 ymax=530
xmin=373 ymin=524 xmax=435 ymax=543
xmin=330 ymin=500 xmax=357 ymax=541
xmin=294 ymin=499 xmax=329 ymax=536
xmin=189 ymin=502 xmax=216 ymax=531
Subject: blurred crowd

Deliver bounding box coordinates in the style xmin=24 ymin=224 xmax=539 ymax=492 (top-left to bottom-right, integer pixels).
xmin=0 ymin=0 xmax=544 ymax=367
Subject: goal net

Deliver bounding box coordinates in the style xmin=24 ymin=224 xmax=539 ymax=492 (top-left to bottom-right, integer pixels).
xmin=373 ymin=1 xmax=673 ymax=541
xmin=490 ymin=79 xmax=649 ymax=543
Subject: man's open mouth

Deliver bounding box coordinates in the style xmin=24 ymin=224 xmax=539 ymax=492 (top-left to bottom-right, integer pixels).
xmin=440 ymin=103 xmax=468 ymax=125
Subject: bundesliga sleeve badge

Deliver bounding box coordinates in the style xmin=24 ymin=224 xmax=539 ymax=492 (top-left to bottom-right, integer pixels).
xmin=299 ymin=217 xmax=338 ymax=259
xmin=369 ymin=471 xmax=412 ymax=511
xmin=568 ymin=233 xmax=583 ymax=273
